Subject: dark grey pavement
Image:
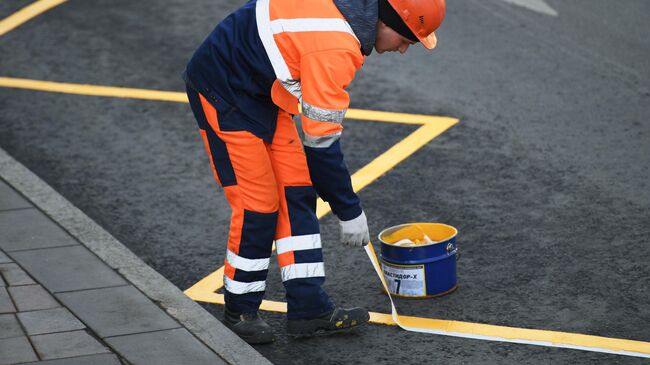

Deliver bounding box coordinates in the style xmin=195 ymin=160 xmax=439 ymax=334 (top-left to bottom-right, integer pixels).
xmin=0 ymin=153 xmax=270 ymax=364
xmin=1 ymin=0 xmax=649 ymax=364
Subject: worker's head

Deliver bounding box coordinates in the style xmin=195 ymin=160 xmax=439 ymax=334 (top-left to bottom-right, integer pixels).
xmin=375 ymin=0 xmax=446 ymax=54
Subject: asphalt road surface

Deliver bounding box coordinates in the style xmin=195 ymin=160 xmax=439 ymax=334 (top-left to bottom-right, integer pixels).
xmin=1 ymin=0 xmax=649 ymax=364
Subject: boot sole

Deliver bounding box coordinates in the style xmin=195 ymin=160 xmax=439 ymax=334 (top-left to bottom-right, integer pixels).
xmin=240 ymin=333 xmax=276 ymax=345
xmin=224 ymin=322 xmax=276 ymax=345
xmin=287 ymin=315 xmax=370 ymax=338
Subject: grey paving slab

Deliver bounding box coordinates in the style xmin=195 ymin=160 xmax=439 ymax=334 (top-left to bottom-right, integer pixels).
xmin=23 ymin=353 xmax=122 ymax=365
xmin=8 ymin=284 xmax=60 ymax=312
xmin=0 ymin=287 xmax=16 ymax=314
xmin=0 ymin=180 xmax=32 ymax=211
xmin=31 ymin=330 xmax=110 ymax=361
xmin=18 ymin=307 xmax=85 ymax=335
xmin=0 ymin=250 xmax=11 ymax=264
xmin=0 ymin=209 xmax=79 ymax=252
xmin=57 ymin=285 xmax=179 ymax=338
xmin=10 ymin=246 xmax=126 ymax=293
xmin=0 ymin=314 xmax=23 ymax=339
xmin=0 ymin=149 xmax=272 ymax=364
xmin=106 ymin=328 xmax=226 ymax=365
xmin=0 ymin=262 xmax=35 ymax=285
xmin=0 ymin=336 xmax=38 ymax=365
xmin=0 ymin=275 xmax=5 ymax=287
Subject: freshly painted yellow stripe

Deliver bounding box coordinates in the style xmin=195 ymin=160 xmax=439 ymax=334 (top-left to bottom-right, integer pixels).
xmin=399 ymin=317 xmax=650 ymax=355
xmin=0 ymin=77 xmax=188 ymax=103
xmin=0 ymin=0 xmax=68 ymax=37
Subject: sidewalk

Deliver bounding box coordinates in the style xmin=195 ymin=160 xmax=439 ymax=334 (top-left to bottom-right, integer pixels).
xmin=0 ymin=148 xmax=271 ymax=364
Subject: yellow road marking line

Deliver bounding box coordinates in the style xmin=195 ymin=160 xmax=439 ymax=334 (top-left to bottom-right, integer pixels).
xmin=345 ymin=108 xmax=443 ymax=125
xmin=0 ymin=0 xmax=67 ymax=37
xmin=183 ymin=267 xmax=224 ymax=300
xmin=0 ymin=77 xmax=189 ymax=102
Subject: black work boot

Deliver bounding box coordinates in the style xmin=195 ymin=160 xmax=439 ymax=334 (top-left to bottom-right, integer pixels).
xmin=286 ymin=307 xmax=370 ymax=337
xmin=224 ymin=307 xmax=275 ymax=344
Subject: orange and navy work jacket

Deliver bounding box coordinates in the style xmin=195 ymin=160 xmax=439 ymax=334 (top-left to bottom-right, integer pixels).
xmin=184 ymin=0 xmax=378 ymax=221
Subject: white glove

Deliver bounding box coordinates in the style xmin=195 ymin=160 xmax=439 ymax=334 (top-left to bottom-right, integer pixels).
xmin=339 ymin=211 xmax=370 ymax=247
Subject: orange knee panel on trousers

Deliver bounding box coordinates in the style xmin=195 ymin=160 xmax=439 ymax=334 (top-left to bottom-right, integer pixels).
xmin=198 ymin=94 xmax=279 ymax=214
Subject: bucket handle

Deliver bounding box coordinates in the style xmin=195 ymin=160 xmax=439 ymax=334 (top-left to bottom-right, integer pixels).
xmin=446 ymin=242 xmax=461 ymax=261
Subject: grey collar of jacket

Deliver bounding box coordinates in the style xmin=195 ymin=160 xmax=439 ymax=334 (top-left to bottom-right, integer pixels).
xmin=333 ymin=0 xmax=378 ymax=56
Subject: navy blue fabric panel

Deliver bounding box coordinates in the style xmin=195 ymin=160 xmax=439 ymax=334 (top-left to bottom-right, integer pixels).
xmin=186 ymin=85 xmax=209 ymax=130
xmin=284 ymin=277 xmax=334 ymax=320
xmin=225 ymin=291 xmax=264 ymax=314
xmin=183 ymin=0 xmax=279 ymax=143
xmin=204 ymin=126 xmax=237 ymax=186
xmin=293 ymin=248 xmax=323 ymax=264
xmin=238 ymin=209 xmax=278 ymax=259
xmin=186 ymin=86 xmax=237 ymax=187
xmin=233 ymin=268 xmax=269 ymax=283
xmin=304 ymin=140 xmax=362 ymax=221
xmin=285 ymin=186 xmax=320 ymax=236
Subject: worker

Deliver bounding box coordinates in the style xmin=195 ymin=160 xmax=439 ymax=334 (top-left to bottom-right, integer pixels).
xmin=184 ymin=0 xmax=445 ymax=344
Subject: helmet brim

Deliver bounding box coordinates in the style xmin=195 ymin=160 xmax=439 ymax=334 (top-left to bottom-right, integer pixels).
xmin=419 ymin=31 xmax=437 ymax=49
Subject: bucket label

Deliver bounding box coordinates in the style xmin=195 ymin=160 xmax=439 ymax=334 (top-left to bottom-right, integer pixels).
xmin=381 ymin=262 xmax=426 ymax=296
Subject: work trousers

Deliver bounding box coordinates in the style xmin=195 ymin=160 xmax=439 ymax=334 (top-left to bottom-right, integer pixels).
xmin=187 ymin=87 xmax=334 ymax=319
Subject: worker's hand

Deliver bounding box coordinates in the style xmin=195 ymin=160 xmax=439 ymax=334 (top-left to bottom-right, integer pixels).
xmin=339 ymin=211 xmax=370 ymax=247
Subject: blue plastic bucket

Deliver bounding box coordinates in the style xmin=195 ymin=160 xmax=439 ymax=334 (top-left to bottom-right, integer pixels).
xmin=378 ymin=223 xmax=458 ymax=298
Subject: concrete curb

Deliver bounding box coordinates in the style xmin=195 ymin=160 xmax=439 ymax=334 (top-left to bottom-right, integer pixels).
xmin=0 ymin=146 xmax=273 ymax=365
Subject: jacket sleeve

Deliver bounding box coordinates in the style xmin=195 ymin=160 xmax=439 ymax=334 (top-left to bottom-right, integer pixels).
xmin=299 ymin=49 xmax=364 ymax=221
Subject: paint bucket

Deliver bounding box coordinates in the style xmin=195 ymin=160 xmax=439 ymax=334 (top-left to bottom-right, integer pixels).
xmin=378 ymin=223 xmax=458 ymax=298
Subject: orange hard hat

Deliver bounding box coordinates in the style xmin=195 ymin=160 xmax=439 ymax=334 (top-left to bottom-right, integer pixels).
xmin=386 ymin=0 xmax=446 ymax=49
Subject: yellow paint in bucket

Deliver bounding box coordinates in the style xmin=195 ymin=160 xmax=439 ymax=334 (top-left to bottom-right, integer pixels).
xmin=381 ymin=223 xmax=457 ymax=246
